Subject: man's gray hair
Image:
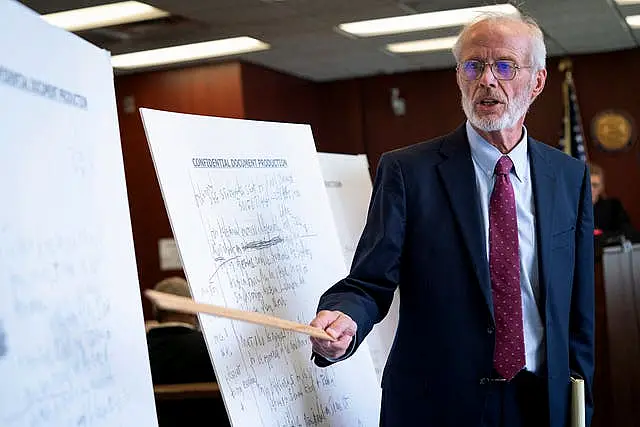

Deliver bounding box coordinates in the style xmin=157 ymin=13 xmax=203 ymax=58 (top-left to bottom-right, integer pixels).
xmin=452 ymin=13 xmax=547 ymax=71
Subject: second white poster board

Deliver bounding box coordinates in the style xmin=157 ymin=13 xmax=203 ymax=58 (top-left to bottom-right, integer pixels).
xmin=317 ymin=152 xmax=400 ymax=381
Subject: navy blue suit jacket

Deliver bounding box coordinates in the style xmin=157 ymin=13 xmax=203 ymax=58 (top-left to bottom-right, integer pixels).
xmin=315 ymin=126 xmax=595 ymax=427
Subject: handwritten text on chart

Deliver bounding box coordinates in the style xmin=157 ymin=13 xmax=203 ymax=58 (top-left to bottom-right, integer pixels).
xmin=0 ymin=229 xmax=123 ymax=426
xmin=189 ymin=165 xmax=358 ymax=426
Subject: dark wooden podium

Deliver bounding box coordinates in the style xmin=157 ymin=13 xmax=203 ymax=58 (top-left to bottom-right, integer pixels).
xmin=592 ymin=243 xmax=640 ymax=427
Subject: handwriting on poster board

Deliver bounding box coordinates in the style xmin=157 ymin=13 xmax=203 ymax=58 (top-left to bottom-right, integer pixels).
xmin=189 ymin=165 xmax=362 ymax=426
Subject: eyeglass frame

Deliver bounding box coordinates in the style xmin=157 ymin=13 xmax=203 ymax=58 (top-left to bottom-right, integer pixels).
xmin=456 ymin=59 xmax=533 ymax=81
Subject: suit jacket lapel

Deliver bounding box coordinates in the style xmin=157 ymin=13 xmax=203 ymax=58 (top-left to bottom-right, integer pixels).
xmin=528 ymin=139 xmax=556 ymax=319
xmin=437 ymin=126 xmax=494 ymax=319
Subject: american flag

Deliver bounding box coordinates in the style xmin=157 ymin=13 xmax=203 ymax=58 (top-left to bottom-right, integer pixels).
xmin=559 ymin=64 xmax=588 ymax=161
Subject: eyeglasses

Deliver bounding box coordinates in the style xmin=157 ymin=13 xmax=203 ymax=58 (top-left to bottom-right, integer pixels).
xmin=457 ymin=60 xmax=532 ymax=81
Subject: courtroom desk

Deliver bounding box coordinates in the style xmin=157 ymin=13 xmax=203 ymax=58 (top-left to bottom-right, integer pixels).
xmin=153 ymin=382 xmax=230 ymax=427
xmin=591 ymin=259 xmax=612 ymax=427
xmin=598 ymin=244 xmax=640 ymax=427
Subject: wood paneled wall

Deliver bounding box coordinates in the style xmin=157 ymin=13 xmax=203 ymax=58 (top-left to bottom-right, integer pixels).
xmin=314 ymin=79 xmax=367 ymax=154
xmin=359 ymin=69 xmax=465 ymax=171
xmin=241 ymin=62 xmax=317 ymax=125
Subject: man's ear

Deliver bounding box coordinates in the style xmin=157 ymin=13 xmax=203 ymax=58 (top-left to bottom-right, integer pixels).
xmin=531 ymin=68 xmax=547 ymax=100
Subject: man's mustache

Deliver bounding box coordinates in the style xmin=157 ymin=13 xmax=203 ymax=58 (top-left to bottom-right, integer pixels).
xmin=472 ymin=90 xmax=506 ymax=104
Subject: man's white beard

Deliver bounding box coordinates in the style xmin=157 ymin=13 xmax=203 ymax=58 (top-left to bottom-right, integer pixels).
xmin=461 ymin=80 xmax=534 ymax=132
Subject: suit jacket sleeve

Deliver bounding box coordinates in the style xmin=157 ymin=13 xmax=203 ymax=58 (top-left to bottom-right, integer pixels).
xmin=313 ymin=153 xmax=406 ymax=367
xmin=571 ymin=164 xmax=596 ymax=424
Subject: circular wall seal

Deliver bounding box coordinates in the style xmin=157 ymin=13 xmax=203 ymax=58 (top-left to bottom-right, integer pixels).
xmin=591 ymin=110 xmax=634 ymax=151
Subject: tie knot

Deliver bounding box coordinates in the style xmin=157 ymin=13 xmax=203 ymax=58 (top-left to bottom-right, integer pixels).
xmin=494 ymin=156 xmax=513 ymax=176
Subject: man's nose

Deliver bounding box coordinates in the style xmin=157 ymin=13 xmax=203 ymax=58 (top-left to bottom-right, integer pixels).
xmin=478 ymin=64 xmax=498 ymax=87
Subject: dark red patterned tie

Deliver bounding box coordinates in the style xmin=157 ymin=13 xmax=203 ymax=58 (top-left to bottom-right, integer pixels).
xmin=490 ymin=156 xmax=525 ymax=380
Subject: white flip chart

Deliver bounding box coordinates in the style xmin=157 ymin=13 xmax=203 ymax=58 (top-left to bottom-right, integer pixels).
xmin=317 ymin=153 xmax=400 ymax=381
xmin=0 ymin=1 xmax=157 ymax=426
xmin=317 ymin=153 xmax=373 ymax=268
xmin=141 ymin=108 xmax=381 ymax=427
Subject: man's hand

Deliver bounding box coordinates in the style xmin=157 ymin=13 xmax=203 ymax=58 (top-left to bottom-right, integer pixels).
xmin=309 ymin=310 xmax=357 ymax=360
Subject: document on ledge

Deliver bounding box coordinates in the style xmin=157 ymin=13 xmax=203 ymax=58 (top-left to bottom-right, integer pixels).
xmin=571 ymin=377 xmax=586 ymax=427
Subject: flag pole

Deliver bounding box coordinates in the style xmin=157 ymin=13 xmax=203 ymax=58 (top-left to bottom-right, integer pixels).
xmin=559 ymin=59 xmax=573 ymax=156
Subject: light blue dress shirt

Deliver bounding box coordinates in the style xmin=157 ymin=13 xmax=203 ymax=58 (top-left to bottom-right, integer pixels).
xmin=466 ymin=121 xmax=545 ymax=373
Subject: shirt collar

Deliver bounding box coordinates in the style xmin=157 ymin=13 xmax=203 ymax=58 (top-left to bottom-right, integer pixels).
xmin=466 ymin=121 xmax=528 ymax=182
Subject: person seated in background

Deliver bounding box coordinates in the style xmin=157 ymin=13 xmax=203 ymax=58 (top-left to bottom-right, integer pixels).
xmin=146 ymin=276 xmax=216 ymax=385
xmin=590 ymin=163 xmax=637 ymax=242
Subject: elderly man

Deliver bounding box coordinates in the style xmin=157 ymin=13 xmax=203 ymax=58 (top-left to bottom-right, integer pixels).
xmin=310 ymin=13 xmax=594 ymax=427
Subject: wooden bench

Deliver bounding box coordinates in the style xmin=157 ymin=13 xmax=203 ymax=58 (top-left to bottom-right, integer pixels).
xmin=153 ymin=382 xmax=229 ymax=426
xmin=154 ymin=382 xmax=221 ymax=401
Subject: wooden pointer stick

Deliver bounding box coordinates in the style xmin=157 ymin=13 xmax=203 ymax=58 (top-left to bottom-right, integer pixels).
xmin=144 ymin=289 xmax=335 ymax=341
